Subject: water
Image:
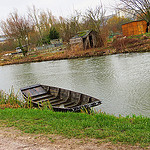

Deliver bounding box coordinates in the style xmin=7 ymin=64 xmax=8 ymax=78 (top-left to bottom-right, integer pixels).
xmin=0 ymin=52 xmax=150 ymax=117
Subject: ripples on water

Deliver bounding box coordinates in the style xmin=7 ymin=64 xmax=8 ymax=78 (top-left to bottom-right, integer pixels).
xmin=0 ymin=53 xmax=150 ymax=117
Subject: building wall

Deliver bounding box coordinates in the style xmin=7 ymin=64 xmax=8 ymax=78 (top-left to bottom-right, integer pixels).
xmin=122 ymin=20 xmax=147 ymax=37
xmin=70 ymin=42 xmax=83 ymax=50
xmin=70 ymin=31 xmax=99 ymax=50
xmin=70 ymin=37 xmax=82 ymax=44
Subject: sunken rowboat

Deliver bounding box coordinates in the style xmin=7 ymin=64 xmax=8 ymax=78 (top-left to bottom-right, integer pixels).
xmin=20 ymin=84 xmax=102 ymax=112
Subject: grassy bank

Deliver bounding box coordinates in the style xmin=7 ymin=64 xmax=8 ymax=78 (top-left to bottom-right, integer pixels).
xmin=0 ymin=90 xmax=150 ymax=148
xmin=0 ymin=108 xmax=149 ymax=148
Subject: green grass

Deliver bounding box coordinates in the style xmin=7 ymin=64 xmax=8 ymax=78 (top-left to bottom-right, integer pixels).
xmin=0 ymin=90 xmax=150 ymax=147
xmin=0 ymin=108 xmax=149 ymax=147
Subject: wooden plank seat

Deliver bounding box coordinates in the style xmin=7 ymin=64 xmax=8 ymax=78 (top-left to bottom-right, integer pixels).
xmin=66 ymin=95 xmax=91 ymax=108
xmin=64 ymin=93 xmax=82 ymax=108
xmin=33 ymin=99 xmax=49 ymax=106
xmin=64 ymin=101 xmax=75 ymax=107
xmin=21 ymin=85 xmax=48 ymax=98
xmin=32 ymin=94 xmax=54 ymax=102
xmin=52 ymin=91 xmax=82 ymax=108
xmin=50 ymin=90 xmax=71 ymax=106
xmin=52 ymin=92 xmax=71 ymax=106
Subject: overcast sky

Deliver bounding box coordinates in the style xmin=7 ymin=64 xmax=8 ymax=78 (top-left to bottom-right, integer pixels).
xmin=0 ymin=0 xmax=119 ymax=21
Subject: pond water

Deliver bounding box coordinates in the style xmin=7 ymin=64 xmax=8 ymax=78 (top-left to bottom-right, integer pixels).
xmin=0 ymin=52 xmax=150 ymax=117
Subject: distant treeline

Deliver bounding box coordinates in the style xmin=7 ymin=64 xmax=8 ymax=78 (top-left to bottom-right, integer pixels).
xmin=0 ymin=4 xmax=134 ymax=52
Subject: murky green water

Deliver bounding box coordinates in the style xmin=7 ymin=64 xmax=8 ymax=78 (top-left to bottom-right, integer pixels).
xmin=0 ymin=53 xmax=150 ymax=117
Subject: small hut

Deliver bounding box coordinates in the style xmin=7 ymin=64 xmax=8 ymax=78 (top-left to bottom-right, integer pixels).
xmin=70 ymin=30 xmax=99 ymax=50
xmin=122 ymin=20 xmax=147 ymax=37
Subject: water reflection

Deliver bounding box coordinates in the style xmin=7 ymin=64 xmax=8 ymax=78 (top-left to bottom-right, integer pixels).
xmin=0 ymin=53 xmax=150 ymax=117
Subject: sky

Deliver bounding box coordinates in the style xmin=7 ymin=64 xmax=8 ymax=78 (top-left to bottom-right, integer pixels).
xmin=0 ymin=0 xmax=119 ymax=21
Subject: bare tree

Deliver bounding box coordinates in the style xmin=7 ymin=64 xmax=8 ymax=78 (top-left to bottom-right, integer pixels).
xmin=28 ymin=6 xmax=57 ymax=45
xmin=83 ymin=4 xmax=106 ymax=46
xmin=56 ymin=11 xmax=81 ymax=42
xmin=119 ymin=0 xmax=150 ymax=31
xmin=1 ymin=11 xmax=33 ymax=56
xmin=28 ymin=6 xmax=43 ymax=45
xmin=39 ymin=10 xmax=57 ymax=39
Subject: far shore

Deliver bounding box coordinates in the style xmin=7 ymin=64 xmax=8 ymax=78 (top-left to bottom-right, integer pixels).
xmin=0 ymin=46 xmax=114 ymax=66
xmin=0 ymin=36 xmax=150 ymax=66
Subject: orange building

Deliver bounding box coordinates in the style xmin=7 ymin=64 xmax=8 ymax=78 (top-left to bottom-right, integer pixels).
xmin=122 ymin=20 xmax=147 ymax=37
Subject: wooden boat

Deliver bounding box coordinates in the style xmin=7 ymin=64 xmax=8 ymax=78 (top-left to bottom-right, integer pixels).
xmin=20 ymin=84 xmax=102 ymax=112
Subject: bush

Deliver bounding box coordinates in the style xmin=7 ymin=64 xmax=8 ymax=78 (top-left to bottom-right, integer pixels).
xmin=112 ymin=36 xmax=139 ymax=52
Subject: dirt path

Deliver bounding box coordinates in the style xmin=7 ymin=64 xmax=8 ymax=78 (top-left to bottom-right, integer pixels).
xmin=0 ymin=127 xmax=147 ymax=150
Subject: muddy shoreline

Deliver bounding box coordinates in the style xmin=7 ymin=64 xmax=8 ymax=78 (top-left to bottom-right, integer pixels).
xmin=1 ymin=48 xmax=150 ymax=67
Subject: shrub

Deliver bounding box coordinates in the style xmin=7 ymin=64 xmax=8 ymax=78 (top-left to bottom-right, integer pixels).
xmin=112 ymin=36 xmax=139 ymax=52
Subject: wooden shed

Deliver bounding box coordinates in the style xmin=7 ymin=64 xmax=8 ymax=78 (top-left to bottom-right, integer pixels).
xmin=70 ymin=30 xmax=98 ymax=50
xmin=122 ymin=20 xmax=147 ymax=37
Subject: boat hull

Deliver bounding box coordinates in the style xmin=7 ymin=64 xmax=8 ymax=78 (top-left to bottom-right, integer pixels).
xmin=20 ymin=84 xmax=102 ymax=112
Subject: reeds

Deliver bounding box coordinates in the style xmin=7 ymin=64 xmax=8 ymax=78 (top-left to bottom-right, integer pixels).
xmin=0 ymin=88 xmax=35 ymax=109
xmin=0 ymin=89 xmax=22 ymax=109
xmin=0 ymin=88 xmax=54 ymax=110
